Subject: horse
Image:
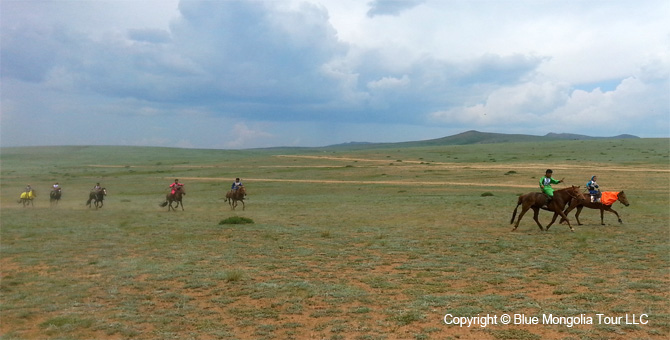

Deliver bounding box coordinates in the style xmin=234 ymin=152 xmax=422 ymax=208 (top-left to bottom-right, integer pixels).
xmin=159 ymin=185 xmax=185 ymax=211
xmin=224 ymin=186 xmax=246 ymax=210
xmin=18 ymin=190 xmax=36 ymax=207
xmin=86 ymin=188 xmax=107 ymax=209
xmin=562 ymin=191 xmax=629 ymax=225
xmin=50 ymin=188 xmax=62 ymax=206
xmin=510 ymin=185 xmax=582 ymax=232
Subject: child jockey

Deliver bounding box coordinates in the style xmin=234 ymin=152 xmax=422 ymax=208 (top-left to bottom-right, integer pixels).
xmin=169 ymin=179 xmax=183 ymax=195
xmin=539 ymin=169 xmax=564 ymax=205
xmin=587 ymin=175 xmax=600 ymax=202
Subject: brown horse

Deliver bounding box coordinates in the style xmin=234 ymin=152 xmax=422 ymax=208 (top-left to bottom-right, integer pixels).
xmin=562 ymin=191 xmax=629 ymax=225
xmin=160 ymin=186 xmax=185 ymax=211
xmin=50 ymin=188 xmax=62 ymax=206
xmin=510 ymin=186 xmax=582 ymax=232
xmin=224 ymin=186 xmax=246 ymax=210
xmin=86 ymin=188 xmax=107 ymax=209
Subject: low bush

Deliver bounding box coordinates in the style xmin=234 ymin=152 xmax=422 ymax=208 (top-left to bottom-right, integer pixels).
xmin=219 ymin=216 xmax=254 ymax=225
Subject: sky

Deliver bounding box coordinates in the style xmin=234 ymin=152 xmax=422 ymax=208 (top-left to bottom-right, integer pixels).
xmin=1 ymin=0 xmax=668 ymax=149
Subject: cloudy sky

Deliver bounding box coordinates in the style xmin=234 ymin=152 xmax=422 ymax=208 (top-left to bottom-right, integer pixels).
xmin=1 ymin=0 xmax=668 ymax=149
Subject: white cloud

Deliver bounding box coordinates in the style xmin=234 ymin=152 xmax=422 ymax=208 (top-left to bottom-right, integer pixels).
xmin=366 ymin=0 xmax=425 ymax=17
xmin=224 ymin=123 xmax=275 ymax=149
xmin=367 ymin=75 xmax=410 ymax=90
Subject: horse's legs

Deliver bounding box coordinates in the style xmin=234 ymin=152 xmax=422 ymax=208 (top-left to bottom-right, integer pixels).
xmin=607 ymin=207 xmax=622 ymax=223
xmin=546 ymin=211 xmax=560 ymax=230
xmin=240 ymin=200 xmax=245 ymax=211
xmin=512 ymin=205 xmax=532 ymax=231
xmin=180 ymin=199 xmax=184 ymax=211
xmin=574 ymin=206 xmax=584 ymax=225
xmin=560 ymin=200 xmax=580 ymax=224
xmin=597 ymin=206 xmax=620 ymax=224
xmin=547 ymin=208 xmax=574 ymax=232
xmin=531 ymin=207 xmax=544 ymax=231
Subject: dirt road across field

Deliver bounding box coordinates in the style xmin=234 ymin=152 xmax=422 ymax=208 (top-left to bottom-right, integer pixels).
xmin=273 ymin=155 xmax=670 ymax=173
xmin=172 ymin=177 xmax=538 ymax=189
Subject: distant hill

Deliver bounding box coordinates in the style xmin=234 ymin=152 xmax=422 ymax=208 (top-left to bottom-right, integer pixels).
xmin=326 ymin=130 xmax=640 ymax=148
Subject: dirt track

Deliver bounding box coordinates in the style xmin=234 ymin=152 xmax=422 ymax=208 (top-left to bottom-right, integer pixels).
xmin=173 ymin=177 xmax=538 ymax=188
xmin=89 ymin=153 xmax=667 ymax=190
xmin=273 ymin=155 xmax=670 ymax=172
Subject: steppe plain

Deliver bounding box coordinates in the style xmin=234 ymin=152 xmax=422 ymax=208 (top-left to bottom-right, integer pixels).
xmin=1 ymin=138 xmax=668 ymax=339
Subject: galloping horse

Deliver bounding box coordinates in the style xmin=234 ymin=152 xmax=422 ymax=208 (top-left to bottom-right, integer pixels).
xmin=86 ymin=188 xmax=107 ymax=209
xmin=50 ymin=188 xmax=62 ymax=206
xmin=510 ymin=186 xmax=582 ymax=232
xmin=160 ymin=186 xmax=185 ymax=211
xmin=19 ymin=190 xmax=36 ymax=207
xmin=224 ymin=186 xmax=246 ymax=210
xmin=562 ymin=191 xmax=629 ymax=225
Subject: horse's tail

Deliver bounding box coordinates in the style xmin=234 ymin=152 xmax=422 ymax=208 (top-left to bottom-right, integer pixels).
xmin=86 ymin=198 xmax=92 ymax=207
xmin=159 ymin=201 xmax=168 ymax=207
xmin=510 ymin=195 xmax=523 ymax=224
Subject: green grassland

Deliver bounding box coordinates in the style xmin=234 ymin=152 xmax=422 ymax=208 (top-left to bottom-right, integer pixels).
xmin=1 ymin=139 xmax=668 ymax=339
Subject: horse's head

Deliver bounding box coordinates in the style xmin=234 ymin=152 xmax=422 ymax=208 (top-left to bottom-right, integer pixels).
xmin=101 ymin=188 xmax=107 ymax=196
xmin=567 ymin=185 xmax=583 ymax=201
xmin=239 ymin=186 xmax=246 ymax=196
xmin=617 ymin=191 xmax=630 ymax=206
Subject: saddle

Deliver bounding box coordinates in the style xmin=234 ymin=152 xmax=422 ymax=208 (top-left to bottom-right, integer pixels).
xmin=589 ymin=191 xmax=601 ymax=203
xmin=541 ymin=193 xmax=552 ymax=209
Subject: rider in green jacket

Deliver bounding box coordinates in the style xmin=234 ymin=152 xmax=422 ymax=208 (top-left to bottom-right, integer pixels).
xmin=539 ymin=169 xmax=564 ymax=203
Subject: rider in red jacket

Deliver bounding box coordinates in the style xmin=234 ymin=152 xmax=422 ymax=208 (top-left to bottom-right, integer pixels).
xmin=169 ymin=179 xmax=183 ymax=195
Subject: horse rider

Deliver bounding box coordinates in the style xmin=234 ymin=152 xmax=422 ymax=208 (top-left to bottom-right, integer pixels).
xmin=169 ymin=179 xmax=183 ymax=195
xmin=25 ymin=184 xmax=33 ymax=193
xmin=231 ymin=178 xmax=244 ymax=191
xmin=587 ymin=175 xmax=601 ymax=203
xmin=52 ymin=182 xmax=61 ymax=192
xmin=93 ymin=182 xmax=102 ymax=191
xmin=539 ymin=169 xmax=564 ymax=205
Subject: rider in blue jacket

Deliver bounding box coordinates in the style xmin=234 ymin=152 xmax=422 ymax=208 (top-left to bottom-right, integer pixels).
xmin=587 ymin=175 xmax=600 ymax=202
xmin=231 ymin=178 xmax=243 ymax=191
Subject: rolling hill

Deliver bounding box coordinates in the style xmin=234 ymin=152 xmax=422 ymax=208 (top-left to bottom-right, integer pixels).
xmin=326 ymin=130 xmax=640 ymax=148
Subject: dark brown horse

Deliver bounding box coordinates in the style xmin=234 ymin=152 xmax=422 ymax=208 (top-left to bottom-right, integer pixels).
xmin=50 ymin=188 xmax=62 ymax=206
xmin=224 ymin=186 xmax=246 ymax=210
xmin=510 ymin=186 xmax=582 ymax=232
xmin=86 ymin=188 xmax=107 ymax=209
xmin=160 ymin=186 xmax=185 ymax=211
xmin=562 ymin=191 xmax=629 ymax=225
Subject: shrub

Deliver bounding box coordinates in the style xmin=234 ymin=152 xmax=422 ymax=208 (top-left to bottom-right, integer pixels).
xmin=481 ymin=192 xmax=494 ymax=197
xmin=219 ymin=216 xmax=254 ymax=225
xmin=223 ymin=269 xmax=244 ymax=282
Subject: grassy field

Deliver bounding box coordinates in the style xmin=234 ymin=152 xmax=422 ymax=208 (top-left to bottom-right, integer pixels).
xmin=1 ymin=139 xmax=668 ymax=340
